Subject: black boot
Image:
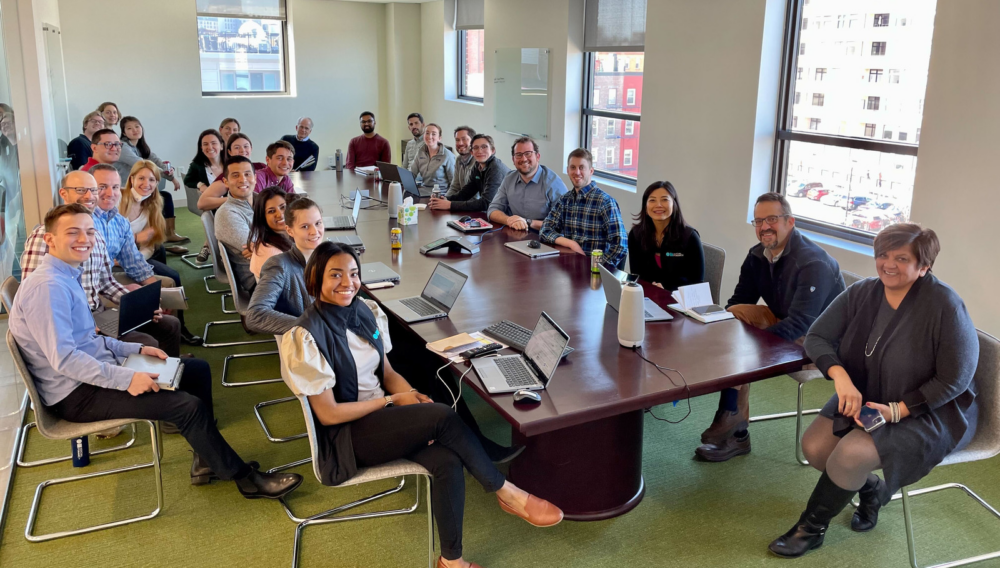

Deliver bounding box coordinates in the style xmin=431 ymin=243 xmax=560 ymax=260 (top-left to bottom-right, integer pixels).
xmin=852 ymin=474 xmax=891 ymax=532
xmin=191 ymin=453 xmax=218 ymax=486
xmin=235 ymin=463 xmax=303 ymax=500
xmin=769 ymin=472 xmax=858 ymax=558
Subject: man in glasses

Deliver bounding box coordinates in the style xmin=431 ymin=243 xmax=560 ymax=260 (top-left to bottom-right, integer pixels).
xmin=68 ymin=112 xmax=104 ymax=171
xmin=487 ymin=136 xmax=567 ymax=231
xmin=345 ymin=111 xmax=390 ymax=170
xmin=80 ymin=129 xmax=123 ymax=177
xmin=696 ymin=193 xmax=845 ymax=463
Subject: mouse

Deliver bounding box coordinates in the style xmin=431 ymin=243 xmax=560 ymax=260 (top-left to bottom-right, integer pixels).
xmin=513 ymin=389 xmax=542 ymax=403
xmin=458 ymin=216 xmax=473 ymax=223
xmin=527 ymin=240 xmax=541 ymax=249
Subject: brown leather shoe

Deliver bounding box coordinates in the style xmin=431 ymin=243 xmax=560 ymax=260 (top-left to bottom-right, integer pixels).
xmin=695 ymin=431 xmax=751 ymax=462
xmin=437 ymin=557 xmax=483 ymax=568
xmin=165 ymin=245 xmax=190 ymax=255
xmin=497 ymin=493 xmax=564 ymax=527
xmin=700 ymin=384 xmax=750 ymax=445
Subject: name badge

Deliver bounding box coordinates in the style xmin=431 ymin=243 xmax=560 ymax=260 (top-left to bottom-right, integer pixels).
xmin=662 ymin=252 xmax=685 ymax=258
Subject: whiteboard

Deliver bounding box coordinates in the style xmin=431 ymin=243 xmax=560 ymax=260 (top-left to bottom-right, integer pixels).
xmin=493 ymin=48 xmax=550 ymax=140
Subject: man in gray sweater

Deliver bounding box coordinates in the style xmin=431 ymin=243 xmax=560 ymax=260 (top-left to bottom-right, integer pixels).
xmin=214 ymin=156 xmax=257 ymax=293
xmin=245 ymin=198 xmax=324 ymax=334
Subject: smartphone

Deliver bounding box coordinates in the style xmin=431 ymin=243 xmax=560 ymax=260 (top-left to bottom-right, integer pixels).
xmin=858 ymin=405 xmax=886 ymax=433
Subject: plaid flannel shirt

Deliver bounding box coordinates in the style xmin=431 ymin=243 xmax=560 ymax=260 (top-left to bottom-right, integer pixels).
xmin=540 ymin=182 xmax=628 ymax=267
xmin=93 ymin=207 xmax=155 ymax=283
xmin=20 ymin=223 xmax=128 ymax=312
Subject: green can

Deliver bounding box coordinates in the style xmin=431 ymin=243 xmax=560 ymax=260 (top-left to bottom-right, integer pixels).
xmin=591 ymin=249 xmax=603 ymax=273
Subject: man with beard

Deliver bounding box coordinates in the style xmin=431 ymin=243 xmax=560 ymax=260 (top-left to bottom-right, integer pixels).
xmin=446 ymin=126 xmax=476 ymax=197
xmin=695 ymin=193 xmax=845 ymax=462
xmin=401 ymin=112 xmax=424 ymax=170
xmin=487 ymin=137 xmax=567 ymax=231
xmin=346 ymin=111 xmax=391 ymax=170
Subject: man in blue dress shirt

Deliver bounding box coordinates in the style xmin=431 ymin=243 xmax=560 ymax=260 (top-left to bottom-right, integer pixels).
xmin=8 ymin=203 xmax=302 ymax=498
xmin=487 ymin=137 xmax=568 ymax=232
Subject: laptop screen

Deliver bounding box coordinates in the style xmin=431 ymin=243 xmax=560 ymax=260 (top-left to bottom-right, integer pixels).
xmin=598 ymin=263 xmax=625 ymax=311
xmin=421 ymin=262 xmax=468 ymax=310
xmin=351 ymin=192 xmax=362 ymax=221
xmin=524 ymin=312 xmax=571 ymax=383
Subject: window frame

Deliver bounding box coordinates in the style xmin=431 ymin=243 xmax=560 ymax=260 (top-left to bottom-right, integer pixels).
xmin=581 ymin=51 xmax=643 ymax=185
xmin=770 ymin=0 xmax=920 ymax=245
xmin=197 ymin=10 xmax=291 ymax=97
xmin=458 ymin=29 xmax=485 ymax=103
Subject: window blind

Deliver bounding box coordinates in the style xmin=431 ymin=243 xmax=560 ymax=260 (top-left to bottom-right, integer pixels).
xmin=584 ymin=0 xmax=646 ymax=51
xmin=196 ymin=0 xmax=286 ymax=20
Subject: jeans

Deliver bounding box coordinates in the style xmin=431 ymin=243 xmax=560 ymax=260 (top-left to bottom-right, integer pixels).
xmin=160 ymin=190 xmax=175 ymax=219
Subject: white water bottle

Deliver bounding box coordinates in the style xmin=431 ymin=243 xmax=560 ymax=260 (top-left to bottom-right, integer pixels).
xmin=388 ymin=182 xmax=403 ymax=218
xmin=618 ymin=281 xmax=645 ymax=348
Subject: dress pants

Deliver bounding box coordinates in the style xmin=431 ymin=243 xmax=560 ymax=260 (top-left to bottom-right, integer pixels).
xmin=351 ymin=403 xmax=506 ymax=561
xmin=115 ymin=314 xmax=181 ymax=357
xmin=51 ymin=358 xmax=248 ymax=479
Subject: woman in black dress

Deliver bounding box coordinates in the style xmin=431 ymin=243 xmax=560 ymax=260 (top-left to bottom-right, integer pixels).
xmin=627 ymin=181 xmax=704 ymax=290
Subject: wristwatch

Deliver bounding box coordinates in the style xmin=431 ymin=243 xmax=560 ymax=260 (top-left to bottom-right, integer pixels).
xmin=383 ymin=396 xmax=394 ymax=408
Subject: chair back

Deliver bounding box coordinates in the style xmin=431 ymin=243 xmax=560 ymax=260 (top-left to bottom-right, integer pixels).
xmin=945 ymin=330 xmax=1000 ymax=466
xmin=1 ymin=276 xmax=18 ymax=313
xmin=200 ymin=212 xmax=229 ymax=285
xmin=702 ymin=242 xmax=726 ymax=305
xmin=217 ymin=241 xmax=251 ymax=314
xmin=6 ymin=331 xmax=61 ymax=438
xmin=184 ymin=186 xmax=204 ymax=217
xmin=842 ymin=270 xmax=864 ymax=287
xmin=275 ymin=345 xmax=326 ymax=483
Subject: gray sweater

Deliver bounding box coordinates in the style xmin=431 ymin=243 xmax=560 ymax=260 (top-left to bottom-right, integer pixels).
xmin=215 ymin=196 xmax=255 ymax=292
xmin=116 ymin=139 xmax=175 ymax=183
xmin=408 ymin=144 xmax=455 ymax=195
xmin=245 ymin=246 xmax=311 ymax=334
xmin=447 ymin=152 xmax=476 ymax=197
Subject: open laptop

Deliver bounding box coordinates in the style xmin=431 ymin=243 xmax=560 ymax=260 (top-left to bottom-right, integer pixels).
xmin=324 ymin=191 xmax=361 ymax=230
xmin=472 ymin=312 xmax=571 ymax=394
xmin=93 ymin=280 xmax=162 ymax=339
xmin=376 ymin=161 xmax=423 ymax=198
xmin=382 ymin=262 xmax=468 ymax=323
xmin=360 ymin=262 xmax=401 ymax=285
xmin=599 ymin=264 xmax=673 ymax=322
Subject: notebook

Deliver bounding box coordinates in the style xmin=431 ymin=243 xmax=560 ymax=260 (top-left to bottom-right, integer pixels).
xmin=122 ymin=353 xmax=185 ymax=390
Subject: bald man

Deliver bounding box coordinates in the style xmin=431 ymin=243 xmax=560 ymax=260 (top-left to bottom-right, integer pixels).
xmin=281 ymin=117 xmax=319 ymax=171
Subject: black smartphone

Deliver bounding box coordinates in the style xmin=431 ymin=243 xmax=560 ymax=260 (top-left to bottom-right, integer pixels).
xmin=858 ymin=405 xmax=886 ymax=432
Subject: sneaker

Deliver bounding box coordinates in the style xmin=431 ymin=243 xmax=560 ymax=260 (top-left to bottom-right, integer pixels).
xmin=195 ymin=244 xmax=211 ymax=263
xmin=694 ymin=431 xmax=751 ymax=462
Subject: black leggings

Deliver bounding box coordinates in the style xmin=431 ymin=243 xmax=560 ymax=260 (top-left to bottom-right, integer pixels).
xmin=147 ymin=251 xmax=186 ymax=329
xmin=160 ymin=190 xmax=175 ymax=219
xmin=351 ymin=403 xmax=506 ymax=561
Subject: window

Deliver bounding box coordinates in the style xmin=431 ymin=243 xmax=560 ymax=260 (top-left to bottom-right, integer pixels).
xmin=799 ymin=43 xmax=806 ymax=55
xmin=774 ymin=0 xmax=937 ymax=240
xmin=794 ymin=91 xmax=801 ymax=104
xmin=197 ymin=0 xmax=288 ymax=95
xmin=459 ymin=29 xmax=485 ymax=100
xmin=802 ymin=18 xmax=809 ymax=30
xmin=583 ymin=51 xmax=644 ymax=182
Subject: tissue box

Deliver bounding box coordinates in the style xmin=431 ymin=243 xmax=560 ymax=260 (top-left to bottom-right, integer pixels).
xmin=398 ymin=204 xmax=419 ymax=225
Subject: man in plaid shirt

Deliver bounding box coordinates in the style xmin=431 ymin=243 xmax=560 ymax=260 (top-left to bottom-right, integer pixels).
xmin=540 ymin=148 xmax=628 ymax=267
xmin=20 ymin=171 xmax=181 ymax=356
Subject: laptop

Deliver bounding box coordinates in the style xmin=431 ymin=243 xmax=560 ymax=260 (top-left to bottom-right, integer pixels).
xmin=382 ymin=262 xmax=468 ymax=323
xmin=93 ymin=280 xmax=162 ymax=339
xmin=327 ymin=234 xmax=365 ymax=253
xmin=472 ymin=312 xmax=571 ymax=394
xmin=324 ymin=192 xmax=361 ymax=230
xmin=599 ymin=264 xmax=673 ymax=322
xmin=505 ymin=240 xmax=560 ymax=259
xmin=376 ymin=161 xmax=423 ymax=198
xmin=360 ymin=262 xmax=401 ymax=285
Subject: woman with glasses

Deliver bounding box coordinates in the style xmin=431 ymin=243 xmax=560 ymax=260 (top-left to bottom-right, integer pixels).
xmin=627 ymin=181 xmax=705 ymax=291
xmin=408 ymin=123 xmax=455 ymax=195
xmin=68 ymin=112 xmax=104 ymax=171
xmin=429 ymin=134 xmax=510 ymax=213
xmin=118 ymin=116 xmax=188 ymax=252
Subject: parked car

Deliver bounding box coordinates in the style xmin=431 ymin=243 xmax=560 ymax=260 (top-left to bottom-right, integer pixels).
xmin=789 ymin=182 xmax=822 ymax=198
xmin=841 ymin=195 xmax=872 ymax=210
xmin=821 ymin=193 xmax=845 ymax=206
xmin=807 ymin=187 xmax=831 ymax=200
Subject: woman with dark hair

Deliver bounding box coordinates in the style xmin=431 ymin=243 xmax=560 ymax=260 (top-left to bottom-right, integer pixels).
xmin=196 ymin=133 xmax=266 ymax=214
xmin=247 ymin=186 xmax=292 ymax=281
xmin=118 ymin=116 xmax=188 ymax=251
xmin=768 ymin=223 xmax=979 ymax=558
xmin=183 ymin=129 xmax=226 ymax=193
xmin=279 ymin=241 xmax=563 ymax=568
xmin=627 ymin=181 xmax=704 ymax=290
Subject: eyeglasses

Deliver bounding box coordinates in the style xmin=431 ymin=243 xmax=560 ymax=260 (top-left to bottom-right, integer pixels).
xmin=64 ymin=186 xmax=99 ymax=195
xmin=360 ymin=120 xmax=374 ymax=125
xmin=97 ymin=142 xmax=122 ymax=149
xmin=513 ymin=151 xmax=537 ymax=160
xmin=751 ymin=215 xmax=790 ymax=227
xmin=471 ymin=144 xmax=492 ymax=151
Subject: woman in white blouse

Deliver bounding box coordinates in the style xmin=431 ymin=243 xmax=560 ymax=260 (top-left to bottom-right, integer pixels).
xmin=247 ymin=186 xmax=292 ymax=281
xmin=280 ymin=242 xmax=563 ymax=568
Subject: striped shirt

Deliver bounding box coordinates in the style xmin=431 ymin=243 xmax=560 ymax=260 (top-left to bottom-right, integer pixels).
xmin=540 ymin=182 xmax=628 ymax=267
xmin=20 ymin=223 xmax=128 ymax=312
xmin=93 ymin=206 xmax=155 ymax=283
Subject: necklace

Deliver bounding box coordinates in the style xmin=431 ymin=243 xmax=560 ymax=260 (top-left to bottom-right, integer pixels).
xmin=865 ymin=335 xmax=881 ymax=357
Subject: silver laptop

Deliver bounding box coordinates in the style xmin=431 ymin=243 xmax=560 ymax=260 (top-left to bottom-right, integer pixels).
xmin=473 ymin=312 xmax=570 ymax=394
xmin=504 ymin=240 xmax=560 ymax=259
xmin=327 ymin=234 xmax=364 ymax=253
xmin=93 ymin=280 xmax=162 ymax=339
xmin=360 ymin=262 xmax=400 ymax=285
xmin=599 ymin=264 xmax=673 ymax=322
xmin=324 ymin=192 xmax=361 ymax=230
xmin=382 ymin=262 xmax=468 ymax=323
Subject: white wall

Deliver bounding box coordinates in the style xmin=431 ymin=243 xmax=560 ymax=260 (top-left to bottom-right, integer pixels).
xmin=57 ymin=0 xmax=389 ymax=178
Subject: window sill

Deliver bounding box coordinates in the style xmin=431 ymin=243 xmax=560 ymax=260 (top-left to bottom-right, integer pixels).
xmin=201 ymin=92 xmax=295 ymax=99
xmin=446 ymin=96 xmax=484 ymax=107
xmin=593 ymin=173 xmax=637 ymax=194
xmin=798 ymin=228 xmax=874 ymax=257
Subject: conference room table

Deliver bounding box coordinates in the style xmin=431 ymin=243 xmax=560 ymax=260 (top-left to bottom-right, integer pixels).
xmin=292 ymin=169 xmax=808 ymax=521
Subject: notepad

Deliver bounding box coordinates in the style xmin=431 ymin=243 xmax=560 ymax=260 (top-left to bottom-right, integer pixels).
xmin=122 ymin=354 xmax=184 ymax=390
xmin=160 ymin=287 xmax=189 ymax=311
xmin=671 ymin=283 xmax=734 ymax=324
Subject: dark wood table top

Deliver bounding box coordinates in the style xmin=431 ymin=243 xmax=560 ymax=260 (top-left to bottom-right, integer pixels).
xmin=292 ymin=170 xmax=807 ymax=436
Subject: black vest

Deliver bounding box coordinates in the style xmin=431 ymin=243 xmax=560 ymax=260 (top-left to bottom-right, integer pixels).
xmin=295 ymin=299 xmax=386 ymax=485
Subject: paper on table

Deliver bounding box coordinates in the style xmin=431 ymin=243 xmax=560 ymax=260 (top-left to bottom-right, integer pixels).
xmin=161 ymin=287 xmax=189 ymax=311
xmin=426 ymin=332 xmax=506 ymax=362
xmin=355 ymin=166 xmax=377 ymax=176
xmin=671 ymin=282 xmax=714 ymax=311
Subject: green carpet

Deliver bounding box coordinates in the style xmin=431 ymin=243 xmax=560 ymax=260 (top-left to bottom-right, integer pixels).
xmin=2 ymin=210 xmax=999 ymax=567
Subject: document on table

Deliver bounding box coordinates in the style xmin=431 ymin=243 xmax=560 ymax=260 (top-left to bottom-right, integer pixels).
xmin=671 ymin=282 xmax=734 ymax=323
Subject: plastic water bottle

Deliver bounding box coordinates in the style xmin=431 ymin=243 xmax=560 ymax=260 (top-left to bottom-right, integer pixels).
xmin=432 ymin=184 xmax=441 ymax=199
